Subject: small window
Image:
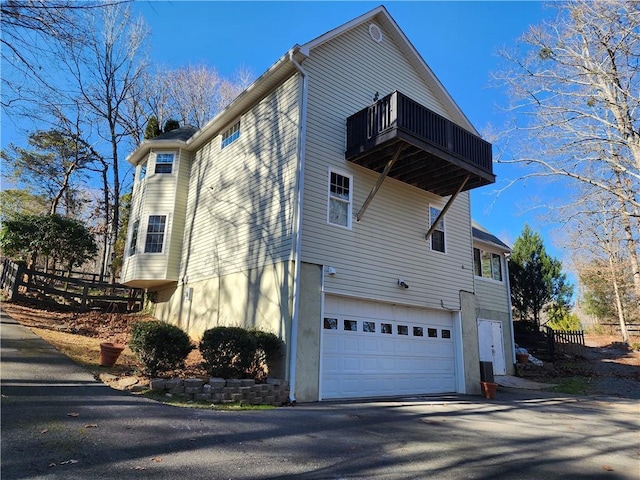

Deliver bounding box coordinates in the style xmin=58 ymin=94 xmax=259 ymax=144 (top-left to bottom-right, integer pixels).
xmin=381 ymin=323 xmax=392 ymax=334
xmin=363 ymin=321 xmax=376 ymax=333
xmin=344 ymin=320 xmax=357 ymax=331
xmin=397 ymin=325 xmax=408 ymax=335
xmin=427 ymin=328 xmax=438 ymax=338
xmin=324 ymin=318 xmax=338 ymax=330
xmin=474 ymin=247 xmax=503 ymax=282
xmin=429 ymin=206 xmax=445 ymax=253
xmin=155 ymin=153 xmax=174 ymax=174
xmin=413 ymin=326 xmax=424 ymax=337
xmin=328 ymin=170 xmax=352 ymax=228
xmin=144 ymin=215 xmax=167 ymax=253
xmin=139 ymin=161 xmax=147 ymax=181
xmin=441 ymin=329 xmax=451 ymax=339
xmin=221 ymin=121 xmax=240 ymax=148
xmin=128 ymin=220 xmax=139 ymax=256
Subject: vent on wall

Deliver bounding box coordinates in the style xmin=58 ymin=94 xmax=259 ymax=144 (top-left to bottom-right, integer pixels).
xmin=369 ymin=24 xmax=383 ymax=43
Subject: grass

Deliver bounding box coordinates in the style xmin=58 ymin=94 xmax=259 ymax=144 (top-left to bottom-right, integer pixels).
xmin=141 ymin=390 xmax=275 ymax=410
xmin=31 ymin=327 xmax=139 ymax=376
xmin=550 ymin=376 xmax=593 ymax=395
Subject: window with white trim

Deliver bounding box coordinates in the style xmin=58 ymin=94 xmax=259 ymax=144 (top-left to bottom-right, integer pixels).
xmin=139 ymin=161 xmax=147 ymax=181
xmin=474 ymin=247 xmax=503 ymax=281
xmin=221 ymin=121 xmax=240 ymax=148
xmin=154 ymin=153 xmax=174 ymax=174
xmin=144 ymin=215 xmax=167 ymax=253
xmin=429 ymin=206 xmax=445 ymax=253
xmin=128 ymin=220 xmax=140 ymax=256
xmin=328 ymin=170 xmax=352 ymax=228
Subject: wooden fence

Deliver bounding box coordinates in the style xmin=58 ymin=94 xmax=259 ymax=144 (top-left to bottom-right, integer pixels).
xmin=549 ymin=328 xmax=586 ymax=356
xmin=0 ymin=258 xmax=144 ymax=313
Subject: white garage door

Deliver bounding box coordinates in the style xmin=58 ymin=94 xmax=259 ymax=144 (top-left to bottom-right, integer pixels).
xmin=321 ymin=296 xmax=457 ymax=400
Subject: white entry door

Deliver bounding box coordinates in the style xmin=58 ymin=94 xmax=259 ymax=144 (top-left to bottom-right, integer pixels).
xmin=321 ymin=296 xmax=457 ymax=400
xmin=477 ymin=319 xmax=506 ymax=375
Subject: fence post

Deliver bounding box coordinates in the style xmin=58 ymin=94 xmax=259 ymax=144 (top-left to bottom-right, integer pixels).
xmin=81 ymin=284 xmax=89 ymax=312
xmin=10 ymin=263 xmax=25 ymax=301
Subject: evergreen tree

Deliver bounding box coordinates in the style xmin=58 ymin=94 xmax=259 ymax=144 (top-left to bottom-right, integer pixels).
xmin=163 ymin=118 xmax=180 ymax=133
xmin=144 ymin=116 xmax=161 ymax=139
xmin=509 ymin=225 xmax=573 ymax=328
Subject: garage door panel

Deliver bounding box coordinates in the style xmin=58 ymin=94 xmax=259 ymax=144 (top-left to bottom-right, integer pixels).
xmin=322 ymin=296 xmax=457 ymax=400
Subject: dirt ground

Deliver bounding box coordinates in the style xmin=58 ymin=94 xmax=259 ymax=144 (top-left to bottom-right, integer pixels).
xmin=2 ymin=301 xmax=639 ymax=397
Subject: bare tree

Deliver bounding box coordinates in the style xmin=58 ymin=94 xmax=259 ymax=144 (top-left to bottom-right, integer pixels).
xmin=140 ymin=64 xmax=255 ymax=129
xmin=495 ymin=0 xmax=640 ymax=305
xmin=59 ymin=3 xmax=148 ymax=280
xmin=566 ymin=191 xmax=633 ymax=341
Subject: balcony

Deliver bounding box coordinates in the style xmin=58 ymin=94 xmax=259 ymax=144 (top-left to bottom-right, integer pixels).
xmin=346 ymin=91 xmax=494 ymax=197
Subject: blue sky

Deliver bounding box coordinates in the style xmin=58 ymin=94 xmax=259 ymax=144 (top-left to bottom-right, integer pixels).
xmin=2 ymin=1 xmax=567 ymax=261
xmin=132 ymin=1 xmax=560 ymax=253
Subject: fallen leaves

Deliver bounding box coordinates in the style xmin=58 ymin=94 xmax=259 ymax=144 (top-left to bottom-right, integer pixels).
xmin=84 ymin=424 xmax=98 ymax=429
xmin=67 ymin=412 xmax=79 ymax=417
xmin=602 ymin=465 xmax=614 ymax=471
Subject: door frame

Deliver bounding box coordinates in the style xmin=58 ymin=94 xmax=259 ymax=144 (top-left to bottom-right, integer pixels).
xmin=477 ymin=318 xmax=506 ymax=375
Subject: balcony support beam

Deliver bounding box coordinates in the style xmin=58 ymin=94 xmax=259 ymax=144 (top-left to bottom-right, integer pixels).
xmin=356 ymin=144 xmax=405 ymax=222
xmin=425 ymin=174 xmax=470 ymax=241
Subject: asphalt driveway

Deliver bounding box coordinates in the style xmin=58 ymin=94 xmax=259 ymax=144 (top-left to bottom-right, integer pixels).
xmin=1 ymin=309 xmax=638 ymax=480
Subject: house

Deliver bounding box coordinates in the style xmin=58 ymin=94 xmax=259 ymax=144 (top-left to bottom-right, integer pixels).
xmin=121 ymin=5 xmax=515 ymax=402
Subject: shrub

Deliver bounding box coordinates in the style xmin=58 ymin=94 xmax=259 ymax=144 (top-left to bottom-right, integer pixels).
xmin=129 ymin=321 xmax=193 ymax=376
xmin=200 ymin=327 xmax=284 ymax=380
xmin=200 ymin=327 xmax=257 ymax=379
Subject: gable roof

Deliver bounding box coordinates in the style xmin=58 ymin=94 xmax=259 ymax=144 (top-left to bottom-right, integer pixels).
xmin=299 ymin=5 xmax=477 ymax=133
xmin=127 ymin=5 xmax=479 ymax=165
xmin=472 ymin=221 xmax=511 ymax=252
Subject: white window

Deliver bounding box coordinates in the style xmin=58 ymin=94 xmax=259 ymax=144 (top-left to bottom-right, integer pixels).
xmin=328 ymin=169 xmax=352 ymax=228
xmin=474 ymin=247 xmax=503 ymax=281
xmin=139 ymin=161 xmax=147 ymax=182
xmin=144 ymin=215 xmax=167 ymax=253
xmin=128 ymin=220 xmax=140 ymax=256
xmin=154 ymin=153 xmax=174 ymax=174
xmin=221 ymin=121 xmax=240 ymax=148
xmin=429 ymin=206 xmax=445 ymax=253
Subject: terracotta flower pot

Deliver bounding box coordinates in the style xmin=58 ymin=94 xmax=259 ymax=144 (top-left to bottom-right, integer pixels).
xmin=480 ymin=381 xmax=498 ymax=400
xmin=99 ymin=342 xmax=125 ymax=367
xmin=516 ymin=353 xmax=529 ymax=364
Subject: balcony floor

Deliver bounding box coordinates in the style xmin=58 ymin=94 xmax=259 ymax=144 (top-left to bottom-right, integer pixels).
xmin=347 ymin=129 xmax=495 ymax=197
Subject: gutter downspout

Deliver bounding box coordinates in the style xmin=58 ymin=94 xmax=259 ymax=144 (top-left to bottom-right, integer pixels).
xmin=288 ymin=49 xmax=308 ymax=404
xmin=504 ymin=252 xmax=516 ymax=365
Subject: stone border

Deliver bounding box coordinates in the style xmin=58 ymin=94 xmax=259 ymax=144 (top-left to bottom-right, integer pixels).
xmin=149 ymin=377 xmax=290 ymax=406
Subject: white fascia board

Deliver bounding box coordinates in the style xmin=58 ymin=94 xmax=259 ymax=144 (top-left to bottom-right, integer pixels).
xmin=473 ymin=237 xmax=512 ymax=253
xmin=126 ymin=141 xmax=188 ymax=166
xmin=187 ymin=50 xmax=299 ymax=151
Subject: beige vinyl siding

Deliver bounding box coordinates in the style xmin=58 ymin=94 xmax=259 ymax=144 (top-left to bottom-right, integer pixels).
xmin=300 ymin=21 xmax=474 ymax=309
xmin=121 ymin=150 xmax=183 ymax=283
xmin=180 ymin=75 xmax=300 ymax=283
xmin=166 ymin=148 xmax=192 ymax=279
xmin=474 ymin=265 xmax=510 ymax=314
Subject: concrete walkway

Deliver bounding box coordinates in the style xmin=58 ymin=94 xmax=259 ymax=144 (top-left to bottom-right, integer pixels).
xmin=2 ymin=308 xmax=639 ymax=480
xmin=495 ymin=374 xmax=557 ymax=390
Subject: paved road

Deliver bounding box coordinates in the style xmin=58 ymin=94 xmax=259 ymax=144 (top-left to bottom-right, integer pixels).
xmin=2 ymin=309 xmax=639 ymax=479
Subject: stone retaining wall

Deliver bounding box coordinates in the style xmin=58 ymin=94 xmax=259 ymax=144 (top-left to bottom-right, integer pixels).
xmin=149 ymin=377 xmax=290 ymax=406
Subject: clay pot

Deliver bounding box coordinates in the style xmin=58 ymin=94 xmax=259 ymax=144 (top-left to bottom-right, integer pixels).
xmin=480 ymin=381 xmax=498 ymax=400
xmin=99 ymin=342 xmax=125 ymax=367
xmin=516 ymin=353 xmax=529 ymax=364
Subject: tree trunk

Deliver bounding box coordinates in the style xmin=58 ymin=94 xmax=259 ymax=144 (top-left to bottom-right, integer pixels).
xmin=608 ymin=255 xmax=629 ymax=343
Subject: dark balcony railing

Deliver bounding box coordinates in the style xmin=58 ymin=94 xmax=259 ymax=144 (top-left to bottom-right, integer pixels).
xmin=346 ymin=91 xmax=494 ymax=196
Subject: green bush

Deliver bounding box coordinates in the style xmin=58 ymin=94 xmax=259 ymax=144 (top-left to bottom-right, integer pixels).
xmin=546 ymin=313 xmax=581 ymax=331
xmin=129 ymin=321 xmax=193 ymax=376
xmin=200 ymin=327 xmax=284 ymax=380
xmin=200 ymin=327 xmax=257 ymax=379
